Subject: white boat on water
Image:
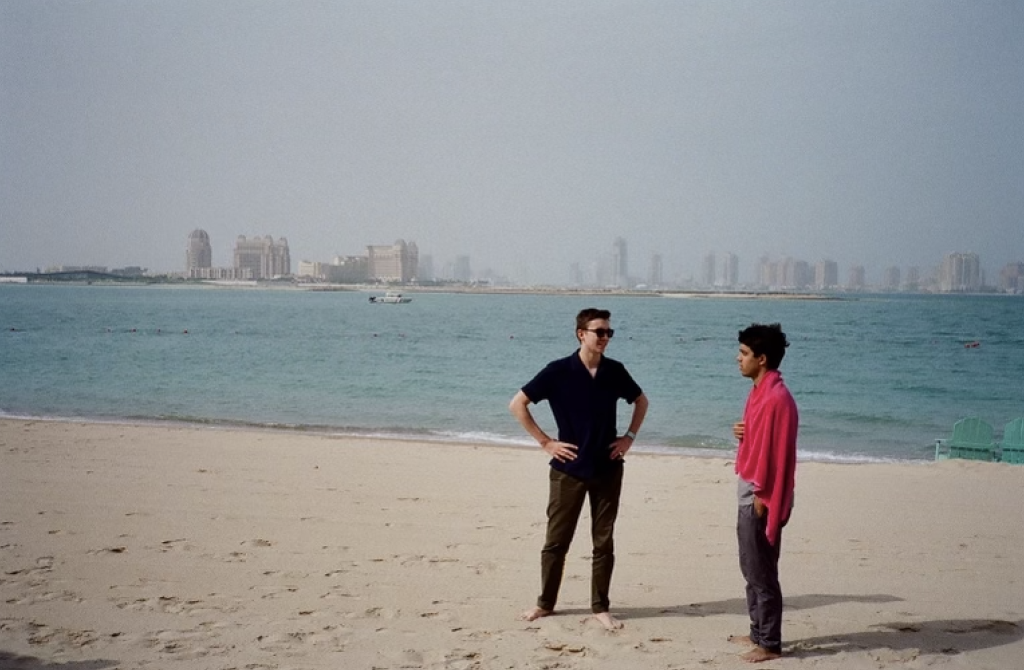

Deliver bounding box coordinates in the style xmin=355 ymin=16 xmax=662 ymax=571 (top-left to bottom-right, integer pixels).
xmin=369 ymin=291 xmax=412 ymax=304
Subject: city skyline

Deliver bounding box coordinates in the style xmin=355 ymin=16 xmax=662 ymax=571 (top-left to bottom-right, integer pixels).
xmin=3 ymin=3 xmax=1023 ymax=283
xmin=18 ymin=225 xmax=1023 ymax=293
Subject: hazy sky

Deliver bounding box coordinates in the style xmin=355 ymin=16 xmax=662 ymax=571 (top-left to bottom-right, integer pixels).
xmin=3 ymin=1 xmax=1022 ymax=284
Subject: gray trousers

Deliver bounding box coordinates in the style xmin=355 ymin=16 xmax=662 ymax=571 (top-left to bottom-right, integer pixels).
xmin=736 ymin=503 xmax=783 ymax=654
xmin=538 ymin=464 xmax=623 ymax=613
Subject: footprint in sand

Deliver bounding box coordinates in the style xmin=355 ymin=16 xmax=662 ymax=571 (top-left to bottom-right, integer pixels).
xmin=9 ymin=589 xmax=82 ymax=606
xmin=319 ymin=586 xmax=357 ymax=600
xmin=20 ymin=622 xmax=98 ymax=649
xmin=256 ymin=629 xmax=349 ymax=652
xmin=441 ymin=648 xmax=483 ymax=667
xmin=113 ymin=594 xmax=242 ymax=616
xmin=363 ymin=606 xmax=399 ymax=619
xmin=159 ymin=538 xmax=194 ymax=552
xmin=242 ymin=538 xmax=275 ymax=548
xmin=6 ymin=556 xmax=55 ymax=576
xmin=87 ymin=546 xmax=127 ymax=555
xmin=383 ymin=648 xmax=425 ymax=666
xmin=544 ymin=641 xmax=588 ymax=655
xmin=146 ymin=627 xmax=229 ymax=657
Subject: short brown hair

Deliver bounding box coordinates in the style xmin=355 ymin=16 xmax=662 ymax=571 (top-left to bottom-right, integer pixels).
xmin=576 ymin=308 xmax=611 ymax=336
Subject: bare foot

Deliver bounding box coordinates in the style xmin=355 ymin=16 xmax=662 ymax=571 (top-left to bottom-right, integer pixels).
xmin=585 ymin=611 xmax=624 ymax=631
xmin=728 ymin=634 xmax=757 ymax=647
xmin=520 ymin=606 xmax=552 ymax=622
xmin=740 ymin=646 xmax=781 ymax=663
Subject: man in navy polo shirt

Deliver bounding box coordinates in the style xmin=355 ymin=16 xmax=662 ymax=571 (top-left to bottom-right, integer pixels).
xmin=510 ymin=308 xmax=649 ymax=631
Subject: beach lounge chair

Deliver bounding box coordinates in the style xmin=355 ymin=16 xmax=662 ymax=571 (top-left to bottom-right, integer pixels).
xmin=934 ymin=417 xmax=997 ymax=461
xmin=998 ymin=418 xmax=1024 ymax=464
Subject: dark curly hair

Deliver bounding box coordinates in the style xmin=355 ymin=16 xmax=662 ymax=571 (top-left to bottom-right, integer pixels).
xmin=738 ymin=323 xmax=790 ymax=370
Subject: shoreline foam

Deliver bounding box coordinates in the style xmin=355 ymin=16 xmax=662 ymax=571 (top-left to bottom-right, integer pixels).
xmin=0 ymin=411 xmax=925 ymax=464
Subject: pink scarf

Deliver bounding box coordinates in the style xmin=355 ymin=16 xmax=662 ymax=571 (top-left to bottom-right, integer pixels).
xmin=736 ymin=369 xmax=798 ymax=546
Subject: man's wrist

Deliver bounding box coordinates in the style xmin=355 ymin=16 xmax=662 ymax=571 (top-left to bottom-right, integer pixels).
xmin=624 ymin=430 xmax=637 ymax=440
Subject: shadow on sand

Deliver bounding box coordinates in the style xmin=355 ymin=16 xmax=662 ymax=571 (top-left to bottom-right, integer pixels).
xmin=615 ymin=592 xmax=904 ymax=620
xmin=0 ymin=651 xmax=118 ymax=670
xmin=606 ymin=595 xmax=1021 ymax=660
xmin=787 ymin=618 xmax=1023 ymax=658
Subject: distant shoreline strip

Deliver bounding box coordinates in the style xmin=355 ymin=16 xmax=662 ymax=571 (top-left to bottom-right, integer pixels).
xmin=0 ymin=412 xmax=920 ymax=465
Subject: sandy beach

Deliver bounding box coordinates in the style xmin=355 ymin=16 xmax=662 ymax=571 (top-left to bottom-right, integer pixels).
xmin=1 ymin=419 xmax=1023 ymax=669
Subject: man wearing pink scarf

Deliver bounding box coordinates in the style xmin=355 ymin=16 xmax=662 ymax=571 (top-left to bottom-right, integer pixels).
xmin=730 ymin=323 xmax=798 ymax=663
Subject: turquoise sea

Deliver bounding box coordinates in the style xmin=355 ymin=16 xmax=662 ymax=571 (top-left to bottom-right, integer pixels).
xmin=1 ymin=284 xmax=1021 ymax=463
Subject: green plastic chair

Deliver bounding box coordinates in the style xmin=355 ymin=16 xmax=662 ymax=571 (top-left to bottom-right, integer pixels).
xmin=999 ymin=418 xmax=1024 ymax=464
xmin=934 ymin=417 xmax=997 ymax=461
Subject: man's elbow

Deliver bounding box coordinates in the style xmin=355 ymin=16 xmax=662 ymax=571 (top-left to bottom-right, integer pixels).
xmin=509 ymin=392 xmax=529 ymax=416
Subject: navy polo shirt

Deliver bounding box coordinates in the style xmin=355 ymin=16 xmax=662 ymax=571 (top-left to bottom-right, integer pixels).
xmin=521 ymin=350 xmax=643 ymax=479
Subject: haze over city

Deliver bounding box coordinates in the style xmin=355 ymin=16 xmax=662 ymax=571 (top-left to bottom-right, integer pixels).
xmin=2 ymin=2 xmax=1022 ymax=285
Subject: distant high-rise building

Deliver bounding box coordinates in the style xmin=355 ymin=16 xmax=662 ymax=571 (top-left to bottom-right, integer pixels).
xmin=758 ymin=256 xmax=778 ymax=289
xmin=649 ymin=253 xmax=664 ymax=288
xmin=296 ymin=260 xmax=320 ymax=279
xmin=757 ymin=256 xmax=811 ymax=289
xmin=297 ymin=256 xmax=367 ymax=283
xmin=595 ymin=256 xmax=614 ymax=287
xmin=782 ymin=258 xmax=811 ymax=289
xmin=721 ymin=253 xmax=739 ymax=288
xmin=701 ymin=253 xmax=716 ymax=287
xmin=847 ymin=265 xmax=866 ymax=290
xmin=940 ymin=252 xmax=981 ymax=292
xmin=234 ymin=235 xmax=290 ymax=279
xmin=327 ymin=255 xmax=368 ymax=283
xmin=418 ymin=254 xmax=435 ymax=282
xmin=453 ymin=255 xmax=472 ymax=282
xmin=612 ymin=237 xmax=628 ymax=288
xmin=882 ymin=266 xmax=901 ymax=291
xmin=186 ymin=229 xmax=213 ymax=278
xmin=367 ymin=239 xmax=418 ymax=282
xmin=903 ymin=266 xmax=921 ymax=291
xmin=112 ymin=266 xmax=146 ymax=277
xmin=998 ymin=262 xmax=1024 ymax=293
xmin=815 ymin=260 xmax=838 ymax=289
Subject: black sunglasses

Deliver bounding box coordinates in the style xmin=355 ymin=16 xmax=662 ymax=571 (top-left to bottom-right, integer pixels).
xmin=583 ymin=328 xmax=615 ymax=339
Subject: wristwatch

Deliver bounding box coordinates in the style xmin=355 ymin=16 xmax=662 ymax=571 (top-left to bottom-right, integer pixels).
xmin=624 ymin=430 xmax=637 ymax=440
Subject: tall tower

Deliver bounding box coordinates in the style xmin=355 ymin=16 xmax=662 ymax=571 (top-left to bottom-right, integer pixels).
xmin=453 ymin=255 xmax=472 ymax=282
xmin=649 ymin=253 xmax=663 ymax=288
xmin=759 ymin=256 xmax=779 ymax=289
xmin=815 ymin=260 xmax=838 ymax=289
xmin=418 ymin=254 xmax=435 ymax=282
xmin=722 ymin=253 xmax=739 ymax=288
xmin=847 ymin=265 xmax=866 ymax=290
xmin=612 ymin=237 xmax=628 ymax=288
xmin=186 ymin=229 xmax=212 ymax=278
xmin=701 ymin=253 xmax=716 ymax=287
xmin=941 ymin=252 xmax=981 ymax=292
xmin=882 ymin=266 xmax=901 ymax=291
